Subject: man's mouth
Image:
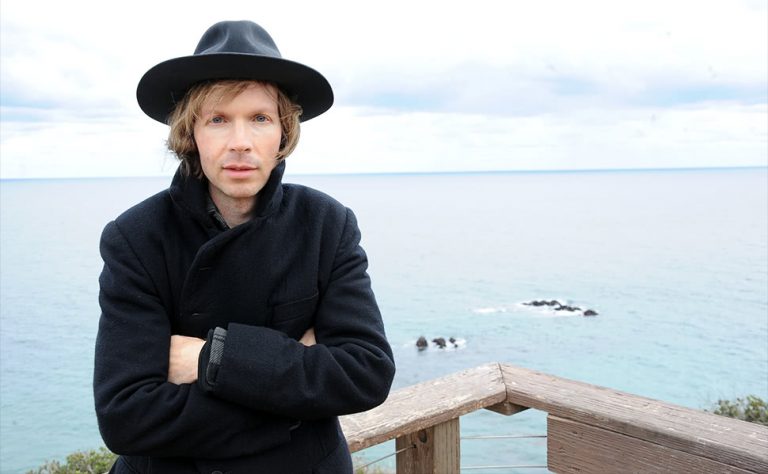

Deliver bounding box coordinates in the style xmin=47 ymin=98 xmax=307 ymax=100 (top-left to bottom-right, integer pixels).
xmin=223 ymin=164 xmax=257 ymax=171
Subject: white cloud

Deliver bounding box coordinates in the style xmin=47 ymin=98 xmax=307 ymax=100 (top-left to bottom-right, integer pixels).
xmin=1 ymin=0 xmax=766 ymax=178
xmin=287 ymin=102 xmax=767 ymax=176
xmin=5 ymin=102 xmax=763 ymax=180
xmin=0 ymin=110 xmax=174 ymax=178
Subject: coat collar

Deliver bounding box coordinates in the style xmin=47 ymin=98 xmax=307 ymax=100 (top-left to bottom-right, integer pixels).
xmin=169 ymin=160 xmax=286 ymax=227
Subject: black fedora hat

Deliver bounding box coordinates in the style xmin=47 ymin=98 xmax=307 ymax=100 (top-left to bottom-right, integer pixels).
xmin=136 ymin=20 xmax=334 ymax=124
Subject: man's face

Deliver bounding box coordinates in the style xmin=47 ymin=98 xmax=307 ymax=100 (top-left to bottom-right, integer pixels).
xmin=194 ymin=83 xmax=282 ymax=211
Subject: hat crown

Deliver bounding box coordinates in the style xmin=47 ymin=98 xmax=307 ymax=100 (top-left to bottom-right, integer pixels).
xmin=137 ymin=20 xmax=333 ymax=123
xmin=194 ymin=20 xmax=282 ymax=59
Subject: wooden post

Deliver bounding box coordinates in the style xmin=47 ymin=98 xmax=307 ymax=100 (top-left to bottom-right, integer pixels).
xmin=396 ymin=418 xmax=460 ymax=474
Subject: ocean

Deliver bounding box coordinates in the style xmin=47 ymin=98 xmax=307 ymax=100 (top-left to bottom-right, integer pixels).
xmin=1 ymin=168 xmax=767 ymax=473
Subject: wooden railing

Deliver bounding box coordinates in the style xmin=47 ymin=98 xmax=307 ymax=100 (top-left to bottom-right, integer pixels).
xmin=339 ymin=363 xmax=768 ymax=473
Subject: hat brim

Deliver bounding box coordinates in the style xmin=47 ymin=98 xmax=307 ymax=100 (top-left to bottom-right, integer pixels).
xmin=136 ymin=53 xmax=334 ymax=123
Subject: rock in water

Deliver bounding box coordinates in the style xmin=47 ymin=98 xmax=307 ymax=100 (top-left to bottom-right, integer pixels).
xmin=432 ymin=337 xmax=447 ymax=349
xmin=584 ymin=309 xmax=598 ymax=316
xmin=416 ymin=336 xmax=428 ymax=351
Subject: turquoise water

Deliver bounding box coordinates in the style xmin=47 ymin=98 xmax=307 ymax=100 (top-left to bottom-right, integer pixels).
xmin=1 ymin=168 xmax=767 ymax=473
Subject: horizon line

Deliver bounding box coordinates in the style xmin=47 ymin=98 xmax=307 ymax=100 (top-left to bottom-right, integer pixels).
xmin=1 ymin=165 xmax=766 ymax=182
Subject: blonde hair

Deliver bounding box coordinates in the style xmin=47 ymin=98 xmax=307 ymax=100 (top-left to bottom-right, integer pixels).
xmin=166 ymin=80 xmax=302 ymax=177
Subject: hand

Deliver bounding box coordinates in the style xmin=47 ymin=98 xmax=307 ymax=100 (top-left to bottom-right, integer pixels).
xmin=299 ymin=327 xmax=316 ymax=347
xmin=168 ymin=335 xmax=206 ymax=384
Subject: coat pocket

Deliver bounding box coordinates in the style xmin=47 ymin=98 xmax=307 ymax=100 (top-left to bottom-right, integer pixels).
xmin=269 ymin=292 xmax=319 ymax=339
xmin=312 ymin=438 xmax=353 ymax=474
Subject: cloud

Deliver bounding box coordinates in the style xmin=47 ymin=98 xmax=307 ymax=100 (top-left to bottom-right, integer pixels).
xmin=288 ymin=102 xmax=768 ymax=175
xmin=341 ymin=59 xmax=767 ymax=117
xmin=0 ymin=0 xmax=766 ymax=178
xmin=0 ymin=111 xmax=174 ymax=179
xmin=4 ymin=101 xmax=763 ymax=180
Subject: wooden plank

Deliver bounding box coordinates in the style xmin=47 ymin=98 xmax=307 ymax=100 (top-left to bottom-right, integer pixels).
xmin=500 ymin=364 xmax=768 ymax=473
xmin=341 ymin=363 xmax=505 ymax=452
xmin=547 ymin=415 xmax=752 ymax=474
xmin=396 ymin=418 xmax=460 ymax=474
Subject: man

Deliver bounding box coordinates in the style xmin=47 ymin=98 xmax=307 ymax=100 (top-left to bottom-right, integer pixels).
xmin=93 ymin=20 xmax=395 ymax=473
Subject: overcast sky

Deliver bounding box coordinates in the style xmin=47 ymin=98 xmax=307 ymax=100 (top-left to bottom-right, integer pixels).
xmin=1 ymin=0 xmax=766 ymax=179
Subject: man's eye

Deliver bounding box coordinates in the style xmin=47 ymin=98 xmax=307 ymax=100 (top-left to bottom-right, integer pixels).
xmin=254 ymin=115 xmax=268 ymax=123
xmin=210 ymin=116 xmax=224 ymax=124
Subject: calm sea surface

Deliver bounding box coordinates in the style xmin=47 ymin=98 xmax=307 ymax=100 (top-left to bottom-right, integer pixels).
xmin=1 ymin=168 xmax=767 ymax=473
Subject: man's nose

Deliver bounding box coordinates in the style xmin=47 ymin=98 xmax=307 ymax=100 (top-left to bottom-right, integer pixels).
xmin=228 ymin=120 xmax=252 ymax=152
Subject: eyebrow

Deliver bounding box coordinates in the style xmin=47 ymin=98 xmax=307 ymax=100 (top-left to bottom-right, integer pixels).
xmin=201 ymin=103 xmax=279 ymax=115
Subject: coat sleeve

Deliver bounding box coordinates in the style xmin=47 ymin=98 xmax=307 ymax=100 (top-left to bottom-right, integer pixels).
xmin=94 ymin=220 xmax=292 ymax=458
xmin=206 ymin=208 xmax=396 ymax=420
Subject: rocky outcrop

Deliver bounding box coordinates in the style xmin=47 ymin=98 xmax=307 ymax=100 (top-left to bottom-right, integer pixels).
xmin=523 ymin=300 xmax=598 ymax=317
xmin=416 ymin=336 xmax=428 ymax=351
xmin=415 ymin=336 xmax=462 ymax=350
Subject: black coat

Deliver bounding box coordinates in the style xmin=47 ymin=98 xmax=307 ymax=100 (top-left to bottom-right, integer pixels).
xmin=94 ymin=162 xmax=395 ymax=473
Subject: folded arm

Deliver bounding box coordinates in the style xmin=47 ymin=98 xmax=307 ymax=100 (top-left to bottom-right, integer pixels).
xmin=199 ymin=209 xmax=396 ymax=420
xmin=94 ymin=221 xmax=292 ymax=458
xmin=168 ymin=327 xmax=315 ymax=385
